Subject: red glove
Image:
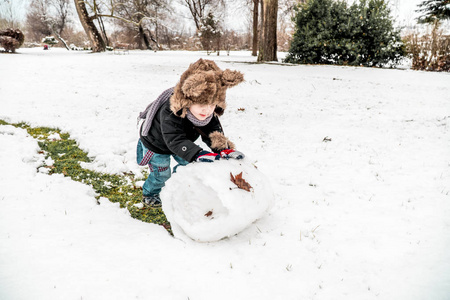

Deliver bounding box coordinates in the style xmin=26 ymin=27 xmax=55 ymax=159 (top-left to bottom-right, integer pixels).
xmin=196 ymin=150 xmax=220 ymax=162
xmin=219 ymin=149 xmax=245 ymax=160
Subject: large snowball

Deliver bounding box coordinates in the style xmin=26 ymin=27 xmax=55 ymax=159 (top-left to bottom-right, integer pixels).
xmin=161 ymin=159 xmax=274 ymax=242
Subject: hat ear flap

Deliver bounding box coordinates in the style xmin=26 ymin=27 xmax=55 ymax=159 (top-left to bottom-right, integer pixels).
xmin=182 ymin=72 xmax=216 ymax=98
xmin=221 ymin=69 xmax=244 ymax=87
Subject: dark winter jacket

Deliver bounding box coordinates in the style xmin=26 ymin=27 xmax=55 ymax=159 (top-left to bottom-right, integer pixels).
xmin=140 ymin=99 xmax=225 ymax=162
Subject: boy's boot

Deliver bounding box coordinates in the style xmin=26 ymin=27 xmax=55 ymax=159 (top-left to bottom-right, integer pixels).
xmin=142 ymin=194 xmax=161 ymax=207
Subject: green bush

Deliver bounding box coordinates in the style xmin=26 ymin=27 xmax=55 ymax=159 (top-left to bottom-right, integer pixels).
xmin=199 ymin=12 xmax=222 ymax=53
xmin=285 ymin=0 xmax=406 ymax=67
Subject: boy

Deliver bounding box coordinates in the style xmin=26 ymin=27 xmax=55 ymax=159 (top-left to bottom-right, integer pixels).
xmin=137 ymin=59 xmax=245 ymax=207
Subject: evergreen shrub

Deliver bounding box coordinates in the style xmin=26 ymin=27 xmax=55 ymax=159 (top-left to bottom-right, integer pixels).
xmin=285 ymin=0 xmax=406 ymax=67
xmin=199 ymin=12 xmax=222 ymax=53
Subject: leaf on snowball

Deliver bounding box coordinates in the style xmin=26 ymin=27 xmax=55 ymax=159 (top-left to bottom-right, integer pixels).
xmin=230 ymin=172 xmax=253 ymax=192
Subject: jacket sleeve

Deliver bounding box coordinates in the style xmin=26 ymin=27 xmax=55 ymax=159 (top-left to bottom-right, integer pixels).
xmin=160 ymin=111 xmax=203 ymax=162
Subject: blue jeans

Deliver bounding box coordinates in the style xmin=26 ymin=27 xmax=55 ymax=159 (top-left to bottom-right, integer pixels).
xmin=136 ymin=139 xmax=189 ymax=196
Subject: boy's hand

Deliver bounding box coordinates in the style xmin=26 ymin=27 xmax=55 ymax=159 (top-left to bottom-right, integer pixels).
xmin=219 ymin=149 xmax=245 ymax=160
xmin=196 ymin=150 xmax=220 ymax=162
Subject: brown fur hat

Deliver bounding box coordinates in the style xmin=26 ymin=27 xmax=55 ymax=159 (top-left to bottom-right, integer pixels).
xmin=170 ymin=58 xmax=244 ymax=118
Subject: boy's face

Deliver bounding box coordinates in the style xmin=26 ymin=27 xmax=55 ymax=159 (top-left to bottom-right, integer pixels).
xmin=189 ymin=104 xmax=215 ymax=120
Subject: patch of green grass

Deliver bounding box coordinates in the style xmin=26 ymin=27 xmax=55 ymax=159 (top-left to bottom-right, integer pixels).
xmin=0 ymin=120 xmax=171 ymax=233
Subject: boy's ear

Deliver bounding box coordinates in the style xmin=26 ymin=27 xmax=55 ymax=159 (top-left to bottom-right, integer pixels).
xmin=221 ymin=69 xmax=244 ymax=87
xmin=182 ymin=71 xmax=217 ymax=97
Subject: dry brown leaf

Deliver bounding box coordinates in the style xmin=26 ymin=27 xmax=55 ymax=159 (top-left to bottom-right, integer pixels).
xmin=205 ymin=210 xmax=213 ymax=217
xmin=230 ymin=172 xmax=253 ymax=192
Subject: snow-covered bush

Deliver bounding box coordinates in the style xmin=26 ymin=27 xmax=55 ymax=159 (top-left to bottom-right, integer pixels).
xmin=42 ymin=36 xmax=58 ymax=46
xmin=69 ymin=44 xmax=83 ymax=51
xmin=161 ymin=160 xmax=274 ymax=242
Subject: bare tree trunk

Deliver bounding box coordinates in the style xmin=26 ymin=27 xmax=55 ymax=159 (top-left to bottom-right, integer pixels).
xmin=252 ymin=0 xmax=259 ymax=56
xmin=97 ymin=14 xmax=109 ymax=47
xmin=139 ymin=24 xmax=151 ymax=50
xmin=257 ymin=0 xmax=278 ymax=62
xmin=263 ymin=0 xmax=278 ymax=61
xmin=216 ymin=35 xmax=220 ymax=56
xmin=142 ymin=31 xmax=151 ymax=50
xmin=155 ymin=7 xmax=159 ymax=43
xmin=257 ymin=0 xmax=264 ymax=61
xmin=53 ymin=0 xmax=70 ymax=36
xmin=183 ymin=0 xmax=225 ymax=31
xmin=147 ymin=29 xmax=160 ymax=50
xmin=73 ymin=0 xmax=106 ymax=52
xmin=184 ymin=0 xmax=202 ymax=30
xmin=52 ymin=27 xmax=70 ymax=50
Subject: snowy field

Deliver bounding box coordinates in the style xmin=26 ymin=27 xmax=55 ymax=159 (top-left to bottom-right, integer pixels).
xmin=1 ymin=48 xmax=449 ymax=300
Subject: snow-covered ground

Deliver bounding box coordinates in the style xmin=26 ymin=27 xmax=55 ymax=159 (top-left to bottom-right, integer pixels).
xmin=1 ymin=48 xmax=449 ymax=300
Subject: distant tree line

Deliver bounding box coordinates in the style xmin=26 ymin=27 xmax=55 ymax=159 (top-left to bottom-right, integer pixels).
xmin=0 ymin=0 xmax=284 ymax=60
xmin=1 ymin=0 xmax=448 ymax=70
